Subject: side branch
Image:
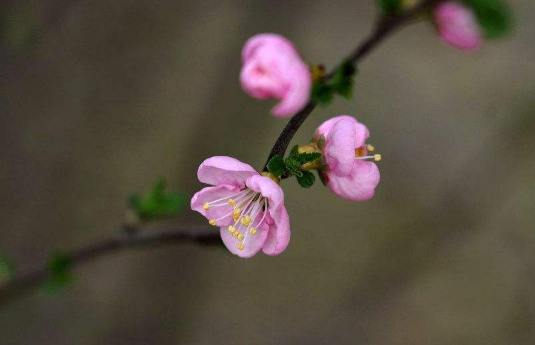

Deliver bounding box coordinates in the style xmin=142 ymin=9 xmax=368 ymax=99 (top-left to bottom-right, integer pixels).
xmin=0 ymin=225 xmax=219 ymax=305
xmin=263 ymin=0 xmax=440 ymax=170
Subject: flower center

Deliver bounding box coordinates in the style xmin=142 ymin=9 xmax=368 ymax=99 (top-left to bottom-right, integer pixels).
xmin=203 ymin=188 xmax=268 ymax=251
xmin=355 ymin=144 xmax=382 ymax=162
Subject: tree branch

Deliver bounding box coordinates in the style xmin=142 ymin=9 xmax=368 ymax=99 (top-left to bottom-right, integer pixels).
xmin=0 ymin=224 xmax=220 ymax=305
xmin=0 ymin=0 xmax=441 ymax=305
xmin=263 ymin=0 xmax=440 ymax=170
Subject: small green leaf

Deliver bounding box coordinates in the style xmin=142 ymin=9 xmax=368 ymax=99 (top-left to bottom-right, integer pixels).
xmin=296 ymin=152 xmax=322 ymax=164
xmin=284 ymin=157 xmax=303 ymax=178
xmin=377 ymin=0 xmax=403 ymax=15
xmin=267 ymin=155 xmax=286 ymax=178
xmin=311 ymin=83 xmax=334 ymax=105
xmin=330 ymin=61 xmax=358 ymax=100
xmin=297 ymin=171 xmax=316 ymax=188
xmin=43 ymin=252 xmax=72 ymax=293
xmin=462 ymin=0 xmax=512 ymax=39
xmin=129 ymin=177 xmax=186 ymax=221
xmin=289 ymin=145 xmax=299 ymax=158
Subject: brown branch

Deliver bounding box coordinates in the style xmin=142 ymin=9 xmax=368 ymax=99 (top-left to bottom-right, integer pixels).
xmin=263 ymin=0 xmax=440 ymax=170
xmin=0 ymin=224 xmax=220 ymax=305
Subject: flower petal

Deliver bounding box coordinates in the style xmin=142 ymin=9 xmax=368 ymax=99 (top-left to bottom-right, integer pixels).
xmin=435 ymin=2 xmax=482 ymax=51
xmin=190 ymin=185 xmax=240 ymax=226
xmin=220 ymin=222 xmax=269 ymax=258
xmin=325 ymin=160 xmax=380 ymax=201
xmin=271 ymin=61 xmax=311 ymax=117
xmin=242 ymin=33 xmax=298 ymax=63
xmin=197 ymin=156 xmax=258 ymax=187
xmin=245 ymin=175 xmax=284 ymax=211
xmin=325 ymin=117 xmax=358 ymax=176
xmin=262 ymin=205 xmax=291 ymax=256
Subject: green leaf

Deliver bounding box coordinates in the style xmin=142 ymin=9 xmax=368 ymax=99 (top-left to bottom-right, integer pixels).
xmin=330 ymin=61 xmax=358 ymax=100
xmin=284 ymin=157 xmax=303 ymax=178
xmin=297 ymin=171 xmax=316 ymax=188
xmin=289 ymin=145 xmax=299 ymax=158
xmin=377 ymin=0 xmax=403 ymax=15
xmin=296 ymin=152 xmax=322 ymax=164
xmin=267 ymin=155 xmax=286 ymax=178
xmin=43 ymin=252 xmax=72 ymax=293
xmin=129 ymin=177 xmax=186 ymax=221
xmin=311 ymin=83 xmax=334 ymax=105
xmin=462 ymin=0 xmax=513 ymax=38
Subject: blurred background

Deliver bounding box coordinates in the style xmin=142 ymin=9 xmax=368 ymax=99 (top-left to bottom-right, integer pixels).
xmin=0 ymin=0 xmax=534 ymax=344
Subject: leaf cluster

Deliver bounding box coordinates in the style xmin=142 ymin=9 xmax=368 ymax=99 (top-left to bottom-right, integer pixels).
xmin=312 ymin=60 xmax=358 ymax=106
xmin=129 ymin=177 xmax=186 ymax=222
xmin=267 ymin=146 xmax=322 ymax=188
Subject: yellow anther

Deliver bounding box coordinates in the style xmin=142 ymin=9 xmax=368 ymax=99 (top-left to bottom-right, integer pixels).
xmin=355 ymin=146 xmax=367 ymax=157
xmin=228 ymin=199 xmax=236 ymax=207
xmin=367 ymin=144 xmax=375 ymax=152
xmin=249 ymin=228 xmax=257 ymax=235
xmin=240 ymin=215 xmax=251 ymax=226
xmin=233 ymin=231 xmax=239 ymax=238
xmin=238 ymin=234 xmax=244 ymax=241
xmin=209 ymin=219 xmax=217 ymax=226
xmin=203 ymin=203 xmax=210 ymax=210
xmin=232 ymin=208 xmax=241 ymax=217
xmin=228 ymin=226 xmax=236 ymax=233
xmin=233 ymin=215 xmax=240 ymax=222
xmin=237 ymin=243 xmax=244 ymax=251
xmin=374 ymin=154 xmax=382 ymax=162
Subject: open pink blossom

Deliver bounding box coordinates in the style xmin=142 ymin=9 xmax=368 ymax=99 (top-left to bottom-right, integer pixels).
xmin=191 ymin=156 xmax=290 ymax=258
xmin=434 ymin=1 xmax=482 ymax=51
xmin=240 ymin=33 xmax=312 ymax=117
xmin=315 ymin=115 xmax=380 ymax=201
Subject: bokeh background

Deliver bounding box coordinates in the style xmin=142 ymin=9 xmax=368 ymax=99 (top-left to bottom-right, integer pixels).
xmin=1 ymin=0 xmax=534 ymax=344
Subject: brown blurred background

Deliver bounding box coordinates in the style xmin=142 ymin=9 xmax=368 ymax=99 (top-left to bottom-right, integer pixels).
xmin=1 ymin=0 xmax=534 ymax=344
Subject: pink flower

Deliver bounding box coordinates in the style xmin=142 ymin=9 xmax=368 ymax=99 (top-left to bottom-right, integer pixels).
xmin=191 ymin=156 xmax=290 ymax=258
xmin=240 ymin=33 xmax=312 ymax=117
xmin=434 ymin=1 xmax=482 ymax=51
xmin=315 ymin=115 xmax=381 ymax=201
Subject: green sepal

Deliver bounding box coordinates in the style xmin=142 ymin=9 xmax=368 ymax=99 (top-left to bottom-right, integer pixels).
xmin=129 ymin=177 xmax=186 ymax=222
xmin=297 ymin=171 xmax=316 ymax=188
xmin=295 ymin=152 xmax=321 ymax=165
xmin=311 ymin=60 xmax=358 ymax=105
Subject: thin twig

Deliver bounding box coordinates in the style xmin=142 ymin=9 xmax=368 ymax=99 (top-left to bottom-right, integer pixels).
xmin=263 ymin=0 xmax=440 ymax=170
xmin=0 ymin=224 xmax=219 ymax=305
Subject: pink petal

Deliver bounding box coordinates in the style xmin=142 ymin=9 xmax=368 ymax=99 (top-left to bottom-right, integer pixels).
xmin=435 ymin=2 xmax=482 ymax=51
xmin=325 ymin=160 xmax=380 ymax=201
xmin=262 ymin=205 xmax=291 ymax=256
xmin=325 ymin=117 xmax=358 ymax=176
xmin=190 ymin=185 xmax=240 ymax=226
xmin=271 ymin=61 xmax=312 ymax=117
xmin=242 ymin=33 xmax=298 ymax=64
xmin=220 ymin=222 xmax=269 ymax=258
xmin=197 ymin=156 xmax=258 ymax=187
xmin=245 ymin=175 xmax=284 ymax=211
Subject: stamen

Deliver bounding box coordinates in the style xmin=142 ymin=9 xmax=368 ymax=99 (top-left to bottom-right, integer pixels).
xmin=356 ymin=154 xmax=382 ymax=162
xmin=237 ymin=234 xmax=244 ymax=241
xmin=228 ymin=199 xmax=236 ymax=207
xmin=209 ymin=219 xmax=217 ymax=226
xmin=203 ymin=203 xmax=210 ymax=210
xmin=228 ymin=225 xmax=236 ymax=233
xmin=237 ymin=243 xmax=244 ymax=251
xmin=367 ymin=144 xmax=375 ymax=152
xmin=249 ymin=228 xmax=257 ymax=235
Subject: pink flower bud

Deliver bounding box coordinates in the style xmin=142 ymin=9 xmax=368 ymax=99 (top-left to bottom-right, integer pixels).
xmin=240 ymin=34 xmax=312 ymax=117
xmin=434 ymin=1 xmax=482 ymax=51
